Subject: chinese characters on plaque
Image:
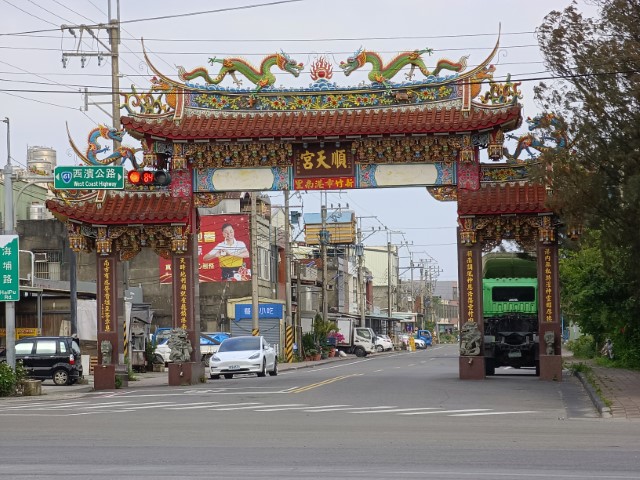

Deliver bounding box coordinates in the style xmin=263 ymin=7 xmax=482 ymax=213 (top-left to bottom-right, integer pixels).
xmin=293 ymin=143 xmax=355 ymax=190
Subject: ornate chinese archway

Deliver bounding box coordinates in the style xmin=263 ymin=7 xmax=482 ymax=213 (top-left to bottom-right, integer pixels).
xmin=46 ymin=34 xmax=566 ymax=387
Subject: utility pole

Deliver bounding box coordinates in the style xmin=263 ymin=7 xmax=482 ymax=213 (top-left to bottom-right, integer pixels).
xmin=320 ymin=193 xmax=328 ymax=322
xmin=356 ymin=226 xmax=365 ymax=327
xmin=61 ymin=1 xmax=122 ymax=341
xmin=387 ymin=236 xmax=392 ymax=320
xmin=284 ymin=191 xmax=292 ymax=329
xmin=251 ymin=192 xmax=259 ymax=335
xmin=410 ymin=258 xmax=414 ymax=314
xmin=62 ymin=1 xmax=122 ymax=128
xmin=2 ymin=117 xmax=16 ymax=369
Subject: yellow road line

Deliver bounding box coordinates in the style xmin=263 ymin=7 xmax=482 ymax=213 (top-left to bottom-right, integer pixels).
xmin=289 ymin=374 xmax=362 ymax=393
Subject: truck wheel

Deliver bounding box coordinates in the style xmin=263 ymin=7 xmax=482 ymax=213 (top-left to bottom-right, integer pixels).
xmin=355 ymin=346 xmax=366 ymax=357
xmin=485 ymin=358 xmax=495 ymax=376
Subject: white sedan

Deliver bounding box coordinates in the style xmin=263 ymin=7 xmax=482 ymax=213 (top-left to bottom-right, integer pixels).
xmin=209 ymin=335 xmax=278 ymax=379
xmin=375 ymin=334 xmax=394 ymax=352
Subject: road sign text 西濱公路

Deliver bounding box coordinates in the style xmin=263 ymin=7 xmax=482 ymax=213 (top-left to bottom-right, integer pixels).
xmin=54 ymin=166 xmax=124 ymax=190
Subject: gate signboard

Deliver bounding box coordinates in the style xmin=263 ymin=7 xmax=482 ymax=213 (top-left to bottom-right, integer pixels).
xmin=0 ymin=235 xmax=19 ymax=301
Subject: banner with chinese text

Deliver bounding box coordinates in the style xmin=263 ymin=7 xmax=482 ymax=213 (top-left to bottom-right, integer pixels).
xmin=159 ymin=214 xmax=251 ymax=283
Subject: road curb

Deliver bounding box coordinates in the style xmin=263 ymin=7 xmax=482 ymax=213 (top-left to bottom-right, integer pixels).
xmin=575 ymin=371 xmax=612 ymax=418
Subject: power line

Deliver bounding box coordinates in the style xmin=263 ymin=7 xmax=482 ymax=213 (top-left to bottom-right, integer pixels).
xmin=0 ymin=43 xmax=544 ymax=55
xmin=1 ymin=0 xmax=59 ymax=28
xmin=1 ymin=67 xmax=635 ymax=95
xmin=0 ymin=0 xmax=306 ymax=36
xmin=0 ymin=30 xmax=539 ymax=42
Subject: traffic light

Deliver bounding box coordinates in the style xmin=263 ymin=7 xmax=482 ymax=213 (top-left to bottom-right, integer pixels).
xmin=127 ymin=169 xmax=171 ymax=187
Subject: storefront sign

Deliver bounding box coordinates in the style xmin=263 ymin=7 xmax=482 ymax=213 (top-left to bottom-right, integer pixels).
xmin=235 ymin=303 xmax=283 ymax=320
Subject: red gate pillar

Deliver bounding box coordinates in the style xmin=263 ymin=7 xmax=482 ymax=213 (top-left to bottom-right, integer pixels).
xmin=94 ymin=251 xmax=118 ymax=390
xmin=168 ymin=233 xmax=204 ymax=385
xmin=537 ymin=233 xmax=563 ymax=381
xmin=457 ymin=227 xmax=485 ymax=379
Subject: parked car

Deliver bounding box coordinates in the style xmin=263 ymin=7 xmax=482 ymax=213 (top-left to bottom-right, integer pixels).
xmin=375 ymin=334 xmax=394 ymax=352
xmin=209 ymin=335 xmax=277 ymax=379
xmin=0 ymin=336 xmax=83 ymax=386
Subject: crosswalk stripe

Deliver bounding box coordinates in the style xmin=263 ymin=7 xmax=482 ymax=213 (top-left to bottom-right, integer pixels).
xmin=164 ymin=402 xmax=222 ymax=410
xmin=0 ymin=399 xmax=540 ymax=418
xmin=398 ymin=408 xmax=491 ymax=415
xmin=251 ymin=404 xmax=309 ymax=411
xmin=352 ymin=407 xmax=439 ymax=414
xmin=304 ymin=405 xmax=397 ymax=412
xmin=209 ymin=404 xmax=264 ymax=411
xmin=449 ymin=410 xmax=537 ymax=416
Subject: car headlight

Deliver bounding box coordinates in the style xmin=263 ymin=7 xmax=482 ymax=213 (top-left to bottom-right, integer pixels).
xmin=248 ymin=352 xmax=260 ymax=360
xmin=210 ymin=355 xmax=221 ymax=363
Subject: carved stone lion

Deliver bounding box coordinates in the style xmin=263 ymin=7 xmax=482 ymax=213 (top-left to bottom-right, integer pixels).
xmin=167 ymin=328 xmax=193 ymax=363
xmin=459 ymin=321 xmax=482 ymax=356
xmin=544 ymin=331 xmax=555 ymax=356
xmin=100 ymin=340 xmax=113 ymax=365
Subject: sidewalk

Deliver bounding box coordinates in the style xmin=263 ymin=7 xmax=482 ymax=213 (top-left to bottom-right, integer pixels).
xmin=564 ymin=350 xmax=640 ymax=420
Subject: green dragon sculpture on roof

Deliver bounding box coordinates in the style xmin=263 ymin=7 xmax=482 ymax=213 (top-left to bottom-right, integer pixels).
xmin=339 ymin=47 xmax=469 ymax=85
xmin=177 ymin=51 xmax=304 ymax=91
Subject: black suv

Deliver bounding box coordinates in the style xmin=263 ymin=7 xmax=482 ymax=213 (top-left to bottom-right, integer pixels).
xmin=0 ymin=336 xmax=83 ymax=385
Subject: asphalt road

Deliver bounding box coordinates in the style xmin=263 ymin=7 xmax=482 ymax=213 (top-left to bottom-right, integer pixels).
xmin=1 ymin=345 xmax=639 ymax=479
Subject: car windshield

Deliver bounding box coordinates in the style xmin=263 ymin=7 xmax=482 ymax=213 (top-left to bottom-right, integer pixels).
xmin=218 ymin=337 xmax=260 ymax=352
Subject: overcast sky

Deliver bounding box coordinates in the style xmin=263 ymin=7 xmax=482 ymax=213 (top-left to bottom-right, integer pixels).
xmin=0 ymin=0 xmax=596 ymax=281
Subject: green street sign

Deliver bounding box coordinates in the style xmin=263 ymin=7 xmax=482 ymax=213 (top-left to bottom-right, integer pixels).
xmin=54 ymin=165 xmax=125 ymax=190
xmin=0 ymin=235 xmax=19 ymax=301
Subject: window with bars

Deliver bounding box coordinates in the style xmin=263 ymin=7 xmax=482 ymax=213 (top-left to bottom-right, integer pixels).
xmin=33 ymin=250 xmax=62 ymax=280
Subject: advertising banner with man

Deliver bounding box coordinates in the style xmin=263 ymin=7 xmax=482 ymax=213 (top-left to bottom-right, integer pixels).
xmin=159 ymin=214 xmax=251 ymax=283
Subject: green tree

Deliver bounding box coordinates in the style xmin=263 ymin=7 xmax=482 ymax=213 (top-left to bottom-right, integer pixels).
xmin=533 ymin=1 xmax=640 ymax=366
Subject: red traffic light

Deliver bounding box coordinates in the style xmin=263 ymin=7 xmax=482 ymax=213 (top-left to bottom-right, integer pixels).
xmin=127 ymin=170 xmax=171 ymax=187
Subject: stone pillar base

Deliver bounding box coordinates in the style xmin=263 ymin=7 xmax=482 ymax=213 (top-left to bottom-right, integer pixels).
xmin=168 ymin=362 xmax=205 ymax=386
xmin=94 ymin=364 xmax=116 ymax=390
xmin=459 ymin=356 xmax=485 ymax=380
xmin=22 ymin=379 xmax=42 ymax=396
xmin=539 ymin=355 xmax=563 ymax=381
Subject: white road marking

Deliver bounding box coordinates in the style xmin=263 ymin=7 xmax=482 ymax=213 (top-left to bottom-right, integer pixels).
xmin=353 ymin=407 xmax=440 ymax=413
xmin=449 ymin=410 xmax=538 ymax=416
xmin=304 ymin=405 xmax=397 ymax=412
xmin=399 ymin=409 xmax=492 ymax=415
